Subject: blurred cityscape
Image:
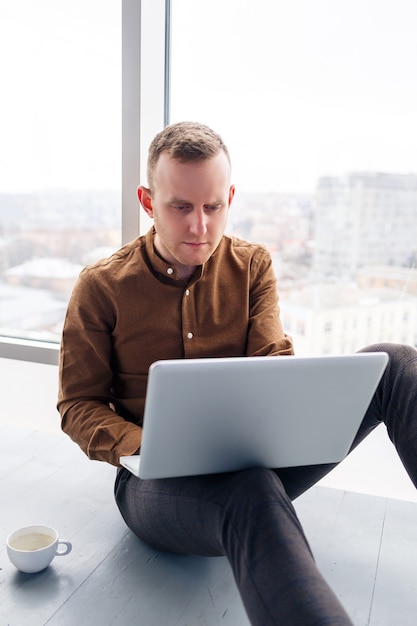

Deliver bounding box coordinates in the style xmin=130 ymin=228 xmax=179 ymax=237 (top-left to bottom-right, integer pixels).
xmin=0 ymin=190 xmax=121 ymax=342
xmin=1 ymin=172 xmax=417 ymax=354
xmin=231 ymin=172 xmax=417 ymax=354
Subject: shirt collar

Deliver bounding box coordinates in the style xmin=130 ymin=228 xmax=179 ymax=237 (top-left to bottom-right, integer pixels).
xmin=144 ymin=227 xmax=203 ymax=285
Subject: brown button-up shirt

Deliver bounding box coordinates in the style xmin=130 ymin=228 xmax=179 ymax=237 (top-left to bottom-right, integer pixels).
xmin=57 ymin=228 xmax=294 ymax=466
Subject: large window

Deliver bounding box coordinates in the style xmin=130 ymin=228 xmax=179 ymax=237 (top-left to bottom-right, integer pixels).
xmin=170 ymin=0 xmax=417 ymax=355
xmin=0 ymin=0 xmax=122 ymax=353
xmin=2 ymin=0 xmax=417 ymax=363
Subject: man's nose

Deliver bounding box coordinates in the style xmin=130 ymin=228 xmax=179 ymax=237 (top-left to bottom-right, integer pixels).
xmin=188 ymin=209 xmax=208 ymax=236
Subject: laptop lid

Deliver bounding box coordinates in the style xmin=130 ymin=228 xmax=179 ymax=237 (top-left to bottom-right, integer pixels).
xmin=120 ymin=352 xmax=388 ymax=480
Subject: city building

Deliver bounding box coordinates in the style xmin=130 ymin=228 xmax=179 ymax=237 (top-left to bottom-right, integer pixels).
xmin=314 ymin=172 xmax=417 ymax=276
xmin=281 ymin=283 xmax=417 ymax=356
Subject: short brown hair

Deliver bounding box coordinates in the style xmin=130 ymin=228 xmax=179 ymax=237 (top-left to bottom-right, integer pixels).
xmin=147 ymin=121 xmax=230 ymax=191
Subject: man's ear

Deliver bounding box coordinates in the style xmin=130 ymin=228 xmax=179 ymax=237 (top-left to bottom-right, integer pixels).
xmin=228 ymin=184 xmax=236 ymax=208
xmin=137 ymin=186 xmax=153 ymax=218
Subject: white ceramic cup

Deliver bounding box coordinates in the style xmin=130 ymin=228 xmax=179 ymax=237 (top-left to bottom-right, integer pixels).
xmin=6 ymin=525 xmax=72 ymax=574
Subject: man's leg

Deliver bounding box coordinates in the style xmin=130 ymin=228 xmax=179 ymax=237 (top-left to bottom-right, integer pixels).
xmin=356 ymin=343 xmax=417 ymax=487
xmin=115 ymin=466 xmax=353 ymax=626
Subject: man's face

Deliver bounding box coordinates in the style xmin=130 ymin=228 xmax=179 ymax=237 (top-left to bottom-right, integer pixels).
xmin=138 ymin=151 xmax=235 ymax=279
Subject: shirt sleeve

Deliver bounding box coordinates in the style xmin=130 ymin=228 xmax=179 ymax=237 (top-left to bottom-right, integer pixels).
xmin=246 ymin=248 xmax=294 ymax=357
xmin=57 ymin=269 xmax=142 ymax=467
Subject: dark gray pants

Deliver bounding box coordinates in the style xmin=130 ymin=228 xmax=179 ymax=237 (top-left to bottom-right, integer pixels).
xmin=114 ymin=344 xmax=417 ymax=626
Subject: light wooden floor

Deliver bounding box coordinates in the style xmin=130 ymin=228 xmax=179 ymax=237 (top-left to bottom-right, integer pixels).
xmin=1 ymin=423 xmax=417 ymax=626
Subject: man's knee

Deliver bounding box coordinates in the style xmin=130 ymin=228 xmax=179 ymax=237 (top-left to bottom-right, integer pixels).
xmin=358 ymin=342 xmax=416 ymax=360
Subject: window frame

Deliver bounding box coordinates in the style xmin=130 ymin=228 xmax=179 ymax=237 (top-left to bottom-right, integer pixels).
xmin=0 ymin=0 xmax=171 ymax=365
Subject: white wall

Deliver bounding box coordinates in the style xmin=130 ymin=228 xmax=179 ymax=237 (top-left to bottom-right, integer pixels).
xmin=1 ymin=358 xmax=61 ymax=434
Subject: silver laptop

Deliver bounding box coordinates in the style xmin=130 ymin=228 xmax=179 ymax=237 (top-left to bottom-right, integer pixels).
xmin=120 ymin=352 xmax=388 ymax=479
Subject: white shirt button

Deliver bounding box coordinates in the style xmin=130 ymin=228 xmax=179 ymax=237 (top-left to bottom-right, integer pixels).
xmin=167 ymin=267 xmax=174 ymax=275
xmin=185 ymin=289 xmax=190 ymax=296
xmin=187 ymin=332 xmax=194 ymax=339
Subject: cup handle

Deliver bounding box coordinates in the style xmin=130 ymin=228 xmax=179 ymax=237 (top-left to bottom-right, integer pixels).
xmin=56 ymin=540 xmax=72 ymax=556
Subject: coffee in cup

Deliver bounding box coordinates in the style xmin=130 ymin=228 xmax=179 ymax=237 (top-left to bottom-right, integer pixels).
xmin=6 ymin=525 xmax=72 ymax=574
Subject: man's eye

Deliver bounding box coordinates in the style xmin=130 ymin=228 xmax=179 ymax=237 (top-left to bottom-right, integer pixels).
xmin=173 ymin=205 xmax=190 ymax=212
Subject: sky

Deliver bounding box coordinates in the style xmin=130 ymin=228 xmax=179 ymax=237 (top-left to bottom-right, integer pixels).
xmin=170 ymin=0 xmax=417 ymax=193
xmin=0 ymin=0 xmax=121 ymax=194
xmin=1 ymin=0 xmax=417 ymax=194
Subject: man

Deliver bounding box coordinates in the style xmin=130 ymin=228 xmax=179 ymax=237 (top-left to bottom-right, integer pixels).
xmin=58 ymin=121 xmax=417 ymax=626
